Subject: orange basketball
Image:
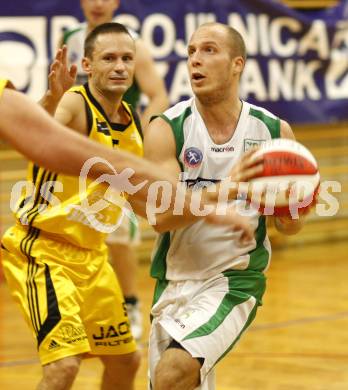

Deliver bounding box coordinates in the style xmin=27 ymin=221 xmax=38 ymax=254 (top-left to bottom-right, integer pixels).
xmin=248 ymin=139 xmax=320 ymax=216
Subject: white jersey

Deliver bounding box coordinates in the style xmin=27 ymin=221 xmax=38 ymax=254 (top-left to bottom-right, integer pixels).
xmin=151 ymin=98 xmax=281 ymax=282
xmin=63 ymin=23 xmax=138 ymax=85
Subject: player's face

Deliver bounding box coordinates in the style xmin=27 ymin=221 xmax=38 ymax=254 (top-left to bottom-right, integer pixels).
xmin=85 ymin=32 xmax=135 ymax=96
xmin=81 ymin=0 xmax=119 ymax=28
xmin=187 ymin=25 xmax=240 ymax=103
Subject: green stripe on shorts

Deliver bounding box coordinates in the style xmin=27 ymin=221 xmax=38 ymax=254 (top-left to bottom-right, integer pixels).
xmin=183 ymin=270 xmax=265 ymax=341
xmin=215 ymin=303 xmax=258 ymax=365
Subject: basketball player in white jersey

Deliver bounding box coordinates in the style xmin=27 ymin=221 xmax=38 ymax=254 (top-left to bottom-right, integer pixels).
xmin=144 ymin=22 xmax=309 ymax=390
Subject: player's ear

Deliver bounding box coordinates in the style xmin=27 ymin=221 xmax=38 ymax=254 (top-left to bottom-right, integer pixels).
xmin=232 ymin=56 xmax=244 ymax=76
xmin=82 ymin=57 xmax=92 ymax=75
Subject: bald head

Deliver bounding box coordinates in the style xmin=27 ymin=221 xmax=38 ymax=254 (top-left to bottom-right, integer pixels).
xmin=193 ymin=23 xmax=246 ymax=62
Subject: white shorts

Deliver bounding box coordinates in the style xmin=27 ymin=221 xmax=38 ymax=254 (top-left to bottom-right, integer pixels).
xmin=106 ymin=213 xmax=140 ymax=246
xmin=148 ymin=270 xmax=266 ymax=390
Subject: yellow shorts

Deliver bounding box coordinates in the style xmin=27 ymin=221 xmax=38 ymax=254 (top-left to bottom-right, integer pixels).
xmin=106 ymin=213 xmax=141 ymax=246
xmin=1 ymin=225 xmax=137 ymax=365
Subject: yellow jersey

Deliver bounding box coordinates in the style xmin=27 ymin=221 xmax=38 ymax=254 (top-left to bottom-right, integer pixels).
xmin=14 ymin=83 xmax=143 ymax=250
xmin=0 ymin=78 xmax=15 ymax=97
xmin=0 ymin=79 xmax=7 ymax=97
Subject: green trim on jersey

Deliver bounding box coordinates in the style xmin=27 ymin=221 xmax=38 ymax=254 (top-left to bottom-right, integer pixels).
xmin=170 ymin=106 xmax=192 ymax=160
xmin=247 ymin=216 xmax=269 ymax=272
xmin=149 ymin=113 xmax=184 ymax=171
xmin=249 ymin=108 xmax=280 ymax=139
xmin=150 ymin=232 xmax=170 ymax=280
xmin=183 ymin=270 xmax=265 ymax=341
xmin=151 ymin=279 xmax=169 ymax=310
xmin=158 ymin=105 xmax=192 ymax=170
xmin=248 ymin=108 xmax=279 ymax=273
xmin=151 ymin=105 xmax=192 ymax=163
xmin=150 ymin=232 xmax=171 ymax=311
xmin=124 ymin=80 xmax=141 ymax=108
xmin=62 ymin=27 xmax=84 ymax=44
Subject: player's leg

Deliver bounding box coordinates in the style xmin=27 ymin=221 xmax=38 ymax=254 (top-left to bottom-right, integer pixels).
xmin=151 ymin=271 xmax=265 ymax=390
xmin=148 ymin=280 xmax=201 ymax=390
xmin=108 ymin=243 xmax=143 ymax=339
xmin=154 ymin=344 xmax=201 ymax=390
xmin=1 ymin=227 xmax=91 ymax=389
xmin=99 ymin=352 xmax=141 ymax=390
xmin=106 ymin=214 xmax=143 ymax=340
xmin=38 ymin=356 xmax=82 ymax=390
xmin=82 ymin=247 xmax=140 ymax=389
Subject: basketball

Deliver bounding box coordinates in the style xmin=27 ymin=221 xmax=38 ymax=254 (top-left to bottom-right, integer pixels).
xmin=248 ymin=138 xmax=320 ymax=216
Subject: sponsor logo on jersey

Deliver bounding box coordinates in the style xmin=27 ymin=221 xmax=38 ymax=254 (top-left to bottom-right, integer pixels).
xmin=93 ymin=323 xmax=134 ymax=347
xmin=210 ymin=146 xmax=234 ymax=152
xmin=174 ymin=318 xmax=186 ymax=329
xmin=58 ymin=324 xmax=88 ymax=345
xmin=244 ymin=139 xmax=266 ymax=151
xmin=48 ymin=339 xmax=61 ymax=350
xmin=96 ymin=120 xmax=111 ymax=136
xmin=94 ymin=336 xmax=134 ymax=347
xmin=183 ymin=147 xmax=203 ymax=168
xmin=185 ymin=177 xmax=219 ymax=190
xmin=92 ymin=323 xmax=131 ymax=340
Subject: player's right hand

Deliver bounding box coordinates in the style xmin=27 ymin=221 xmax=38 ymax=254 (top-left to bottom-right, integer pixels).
xmin=208 ymin=148 xmax=264 ymax=203
xmin=229 ymin=147 xmax=263 ymax=184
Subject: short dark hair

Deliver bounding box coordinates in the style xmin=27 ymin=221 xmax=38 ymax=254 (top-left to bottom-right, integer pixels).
xmin=84 ymin=22 xmax=133 ymax=58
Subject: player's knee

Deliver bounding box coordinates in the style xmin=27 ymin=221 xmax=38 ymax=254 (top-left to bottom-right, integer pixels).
xmin=102 ymin=350 xmax=141 ymax=378
xmin=155 ymin=363 xmax=189 ymax=390
xmin=42 ymin=356 xmax=81 ymax=387
xmin=154 ymin=355 xmax=200 ymax=390
xmin=124 ymin=350 xmax=141 ymax=375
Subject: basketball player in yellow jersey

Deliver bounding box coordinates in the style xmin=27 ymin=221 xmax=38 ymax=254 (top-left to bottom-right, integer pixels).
xmin=0 ymin=78 xmax=14 ymax=91
xmin=0 ymin=78 xmax=176 ymax=192
xmin=1 ymin=24 xmax=143 ymax=390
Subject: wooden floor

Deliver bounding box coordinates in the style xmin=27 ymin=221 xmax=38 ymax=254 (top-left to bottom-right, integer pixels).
xmin=1 ymin=238 xmax=348 ymax=389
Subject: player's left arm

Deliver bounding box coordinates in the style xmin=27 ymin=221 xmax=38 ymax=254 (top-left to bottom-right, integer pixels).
xmin=39 ymin=45 xmax=77 ymax=116
xmin=134 ymin=39 xmax=169 ymax=131
xmin=274 ymin=119 xmax=306 ymax=235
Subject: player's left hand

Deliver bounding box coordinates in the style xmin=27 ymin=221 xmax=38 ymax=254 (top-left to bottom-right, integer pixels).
xmin=206 ymin=204 xmax=254 ymax=244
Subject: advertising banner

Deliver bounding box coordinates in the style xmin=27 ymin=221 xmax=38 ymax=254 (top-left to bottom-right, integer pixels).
xmin=1 ymin=0 xmax=348 ymax=123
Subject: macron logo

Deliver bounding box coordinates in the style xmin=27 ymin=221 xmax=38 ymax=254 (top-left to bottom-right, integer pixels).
xmin=211 ymin=146 xmax=234 ymax=152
